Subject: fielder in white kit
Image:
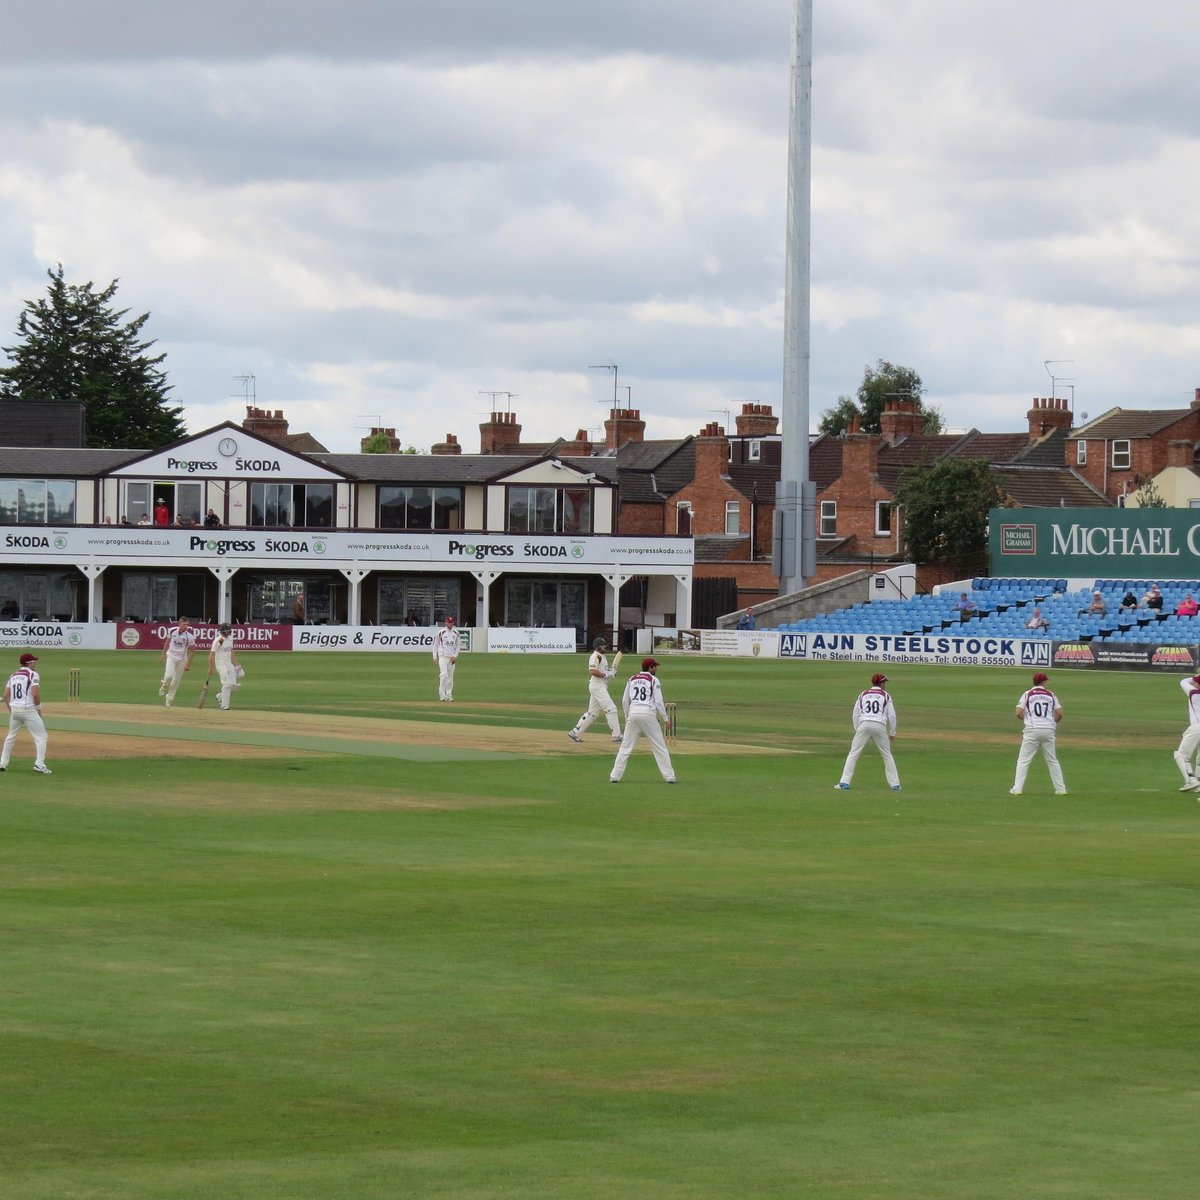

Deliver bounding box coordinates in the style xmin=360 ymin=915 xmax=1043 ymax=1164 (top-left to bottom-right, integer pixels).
xmin=2 ymin=651 xmax=51 ymax=774
xmin=1172 ymin=673 xmax=1200 ymax=791
xmin=836 ymin=672 xmax=900 ymax=791
xmin=158 ymin=616 xmax=197 ymax=707
xmin=432 ymin=615 xmax=461 ymax=702
xmin=1010 ymin=671 xmax=1067 ymax=795
xmin=609 ymin=657 xmax=676 ymax=783
xmin=567 ymin=637 xmax=622 ymax=743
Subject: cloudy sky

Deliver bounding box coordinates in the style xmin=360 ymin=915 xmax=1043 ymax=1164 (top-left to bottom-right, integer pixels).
xmin=3 ymin=1 xmax=1198 ymax=453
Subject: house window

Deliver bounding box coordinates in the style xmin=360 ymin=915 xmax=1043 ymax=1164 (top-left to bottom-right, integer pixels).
xmin=875 ymin=501 xmax=892 ymax=536
xmin=724 ymin=501 xmax=740 ymax=535
xmin=676 ymin=502 xmax=693 ymax=535
xmin=249 ymin=483 xmax=334 ymax=528
xmin=0 ymin=479 xmax=76 ymax=525
xmin=379 ymin=486 xmax=463 ymax=530
xmin=1111 ymin=440 xmax=1131 ymax=470
xmin=507 ymin=487 xmax=592 ymax=534
xmin=1076 ymin=440 xmax=1087 ymax=466
xmin=820 ymin=500 xmax=837 ymax=537
xmin=748 ymin=440 xmax=761 ymax=462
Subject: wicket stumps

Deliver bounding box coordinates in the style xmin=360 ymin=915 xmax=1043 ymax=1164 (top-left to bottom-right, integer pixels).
xmin=68 ymin=668 xmax=81 ymax=704
xmin=665 ymin=701 xmax=677 ymax=739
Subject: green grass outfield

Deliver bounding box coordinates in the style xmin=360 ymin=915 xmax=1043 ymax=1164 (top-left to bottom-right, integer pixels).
xmin=3 ymin=650 xmax=1199 ymax=1199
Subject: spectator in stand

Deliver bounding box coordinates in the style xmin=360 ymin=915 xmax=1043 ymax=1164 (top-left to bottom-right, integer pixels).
xmin=1078 ymin=590 xmax=1107 ymax=617
xmin=1119 ymin=589 xmax=1139 ymax=612
xmin=955 ymin=593 xmax=977 ymax=621
xmin=1143 ymin=585 xmax=1164 ymax=612
xmin=137 ymin=513 xmax=151 ymax=526
xmin=203 ymin=508 xmax=221 ymax=528
xmin=736 ymin=607 xmax=755 ymax=631
xmin=153 ymin=498 xmax=170 ymax=525
xmin=1025 ymin=607 xmax=1049 ymax=635
xmin=1176 ymin=593 xmax=1199 ymax=617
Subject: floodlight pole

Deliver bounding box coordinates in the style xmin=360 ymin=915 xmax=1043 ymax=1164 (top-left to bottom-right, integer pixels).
xmin=773 ymin=0 xmax=815 ymax=595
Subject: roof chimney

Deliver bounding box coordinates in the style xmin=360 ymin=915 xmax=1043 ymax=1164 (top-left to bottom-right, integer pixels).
xmin=734 ymin=403 xmax=779 ymax=437
xmin=479 ymin=410 xmax=522 ymax=454
xmin=432 ymin=432 xmax=462 ymax=456
xmin=1167 ymin=439 xmax=1195 ymax=469
xmin=1027 ymin=396 xmax=1073 ymax=440
xmin=242 ymin=405 xmax=290 ymax=444
xmin=604 ymin=408 xmax=645 ymax=450
xmin=879 ymin=398 xmax=923 ymax=445
xmin=360 ymin=426 xmax=400 ymax=453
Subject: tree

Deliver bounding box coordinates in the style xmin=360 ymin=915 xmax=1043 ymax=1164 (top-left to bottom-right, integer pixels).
xmin=893 ymin=458 xmax=1002 ymax=564
xmin=1132 ymin=478 xmax=1168 ymax=509
xmin=817 ymin=395 xmax=859 ymax=436
xmin=0 ymin=264 xmax=186 ymax=449
xmin=361 ymin=432 xmax=396 ymax=454
xmin=817 ymin=360 xmax=942 ymax=436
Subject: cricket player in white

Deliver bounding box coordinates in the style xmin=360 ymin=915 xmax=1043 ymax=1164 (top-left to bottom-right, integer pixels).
xmin=567 ymin=637 xmax=622 ymax=743
xmin=1011 ymin=671 xmax=1067 ymax=795
xmin=1172 ymin=674 xmax=1200 ymax=791
xmin=158 ymin=616 xmax=197 ymax=707
xmin=2 ymin=651 xmax=51 ymax=774
xmin=432 ymin=615 xmax=461 ymax=702
xmin=208 ymin=623 xmax=242 ymax=711
xmin=609 ymin=657 xmax=675 ymax=783
xmin=836 ymin=672 xmax=900 ymax=791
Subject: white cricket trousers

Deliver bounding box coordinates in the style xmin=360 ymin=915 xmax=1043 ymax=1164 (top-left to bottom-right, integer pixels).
xmin=1173 ymin=724 xmax=1200 ymax=784
xmin=436 ymin=656 xmax=457 ymax=701
xmin=573 ymin=683 xmax=621 ymax=738
xmin=161 ymin=656 xmax=187 ymax=702
xmin=217 ymin=662 xmax=239 ymax=710
xmin=610 ymin=709 xmax=675 ymax=782
xmin=1013 ymin=728 xmax=1066 ymax=793
xmin=2 ymin=708 xmax=48 ymax=769
xmin=838 ymin=722 xmax=899 ymax=788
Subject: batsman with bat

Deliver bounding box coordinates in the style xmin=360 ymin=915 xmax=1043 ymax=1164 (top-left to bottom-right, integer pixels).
xmin=567 ymin=636 xmax=623 ymax=744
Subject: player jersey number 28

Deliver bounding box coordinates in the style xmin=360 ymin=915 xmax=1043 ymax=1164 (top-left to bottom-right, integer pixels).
xmin=629 ymin=680 xmax=654 ymax=703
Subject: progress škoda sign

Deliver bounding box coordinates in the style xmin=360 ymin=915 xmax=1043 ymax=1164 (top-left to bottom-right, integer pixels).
xmin=990 ymin=508 xmax=1200 ymax=577
xmin=778 ymin=632 xmax=1050 ymax=668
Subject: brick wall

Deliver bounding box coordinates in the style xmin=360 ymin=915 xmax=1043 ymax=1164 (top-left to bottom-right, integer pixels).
xmin=1071 ymin=411 xmax=1200 ymax=502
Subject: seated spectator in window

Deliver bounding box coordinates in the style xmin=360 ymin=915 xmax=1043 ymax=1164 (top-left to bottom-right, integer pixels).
xmin=1177 ymin=594 xmax=1199 ymax=617
xmin=1119 ymin=590 xmax=1139 ymax=611
xmin=119 ymin=515 xmax=132 ymax=527
xmin=1078 ymin=590 xmax=1107 ymax=617
xmin=203 ymin=508 xmax=222 ymax=528
xmin=1025 ymin=606 xmax=1049 ymax=634
xmin=1142 ymin=585 xmax=1164 ymax=611
xmin=955 ymin=593 xmax=977 ymax=620
xmin=137 ymin=513 xmax=151 ymax=526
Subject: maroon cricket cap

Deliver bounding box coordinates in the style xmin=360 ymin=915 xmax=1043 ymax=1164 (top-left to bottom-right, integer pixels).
xmin=1032 ymin=672 xmax=1049 ymax=685
xmin=19 ymin=653 xmax=38 ymax=665
xmin=871 ymin=673 xmax=887 ymax=686
xmin=641 ymin=657 xmax=659 ymax=671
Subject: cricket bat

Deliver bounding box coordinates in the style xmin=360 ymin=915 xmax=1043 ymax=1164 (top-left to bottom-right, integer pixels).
xmin=197 ymin=672 xmax=212 ymax=708
xmin=612 ymin=650 xmax=623 ymax=672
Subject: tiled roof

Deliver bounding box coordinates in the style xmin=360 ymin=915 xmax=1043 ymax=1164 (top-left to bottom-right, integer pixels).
xmin=808 ymin=434 xmax=843 ymax=490
xmin=1073 ymin=409 xmax=1193 ymax=440
xmin=0 ymin=447 xmax=139 ymax=476
xmin=693 ymin=534 xmax=750 ymax=562
xmin=314 ymin=453 xmax=618 ymax=485
xmin=990 ymin=466 xmax=1112 ymax=508
xmin=727 ymin=463 xmax=779 ymax=501
xmin=617 ymin=439 xmax=695 ymax=502
xmin=955 ymin=431 xmax=1036 ymax=463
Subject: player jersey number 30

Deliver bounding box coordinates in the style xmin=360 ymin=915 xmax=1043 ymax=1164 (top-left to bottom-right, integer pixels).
xmin=861 ymin=694 xmax=887 ymax=716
